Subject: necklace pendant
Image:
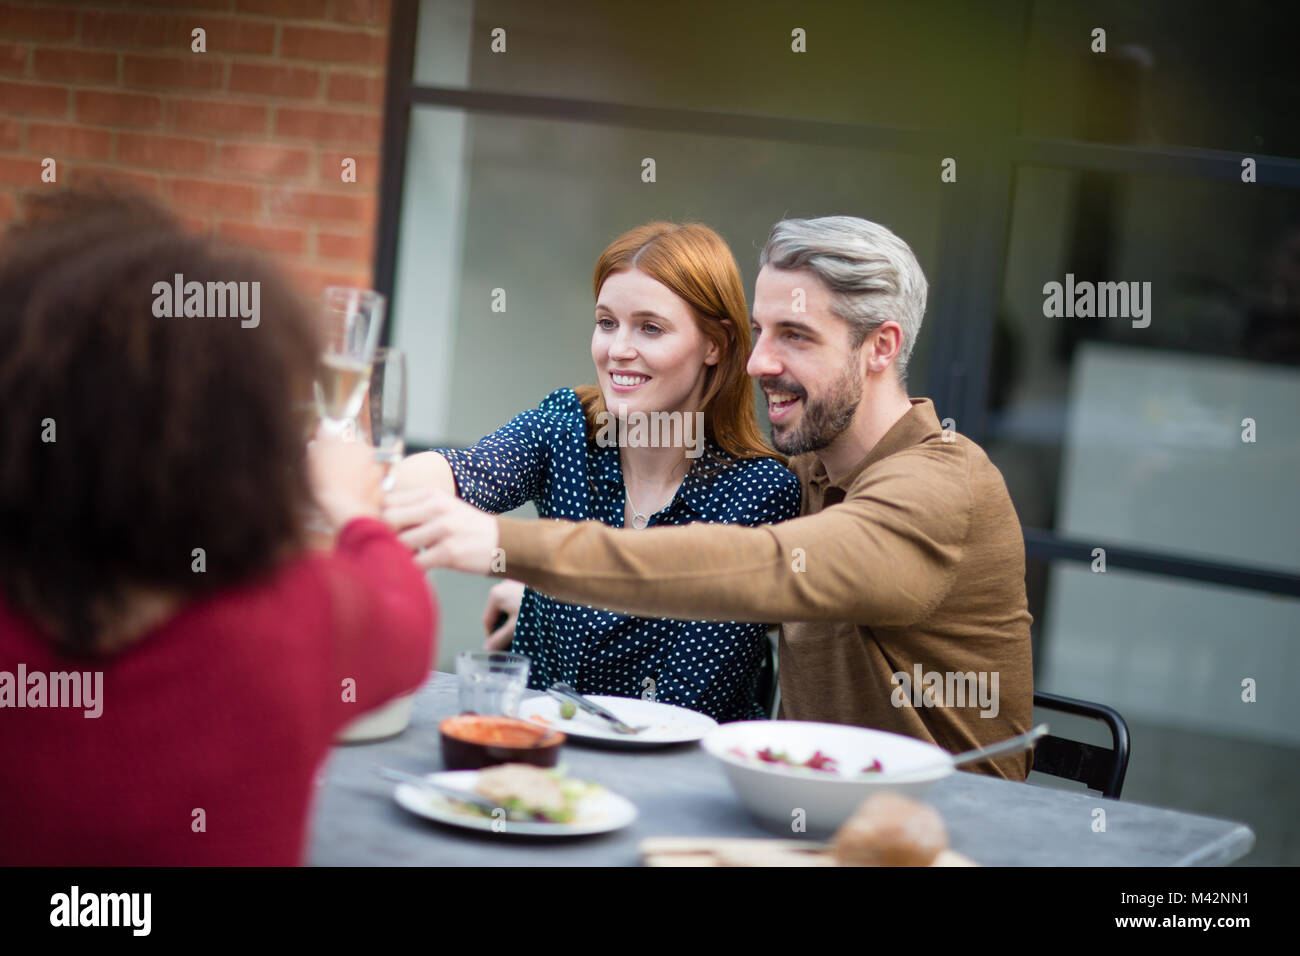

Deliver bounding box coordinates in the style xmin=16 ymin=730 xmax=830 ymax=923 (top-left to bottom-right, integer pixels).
xmin=631 ymin=512 xmax=648 ymax=530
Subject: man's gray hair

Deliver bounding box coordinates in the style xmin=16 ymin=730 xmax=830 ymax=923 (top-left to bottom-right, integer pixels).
xmin=758 ymin=216 xmax=928 ymax=382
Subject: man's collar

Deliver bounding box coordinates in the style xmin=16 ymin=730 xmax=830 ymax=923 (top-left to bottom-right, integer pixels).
xmin=807 ymin=398 xmax=941 ymax=491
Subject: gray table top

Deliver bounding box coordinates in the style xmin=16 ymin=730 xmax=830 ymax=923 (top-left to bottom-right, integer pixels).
xmin=309 ymin=672 xmax=1256 ymax=866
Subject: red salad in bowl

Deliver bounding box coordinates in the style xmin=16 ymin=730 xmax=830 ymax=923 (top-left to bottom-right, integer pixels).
xmin=728 ymin=746 xmax=884 ymax=776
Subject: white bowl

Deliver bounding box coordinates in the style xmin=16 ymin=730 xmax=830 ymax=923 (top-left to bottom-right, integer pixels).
xmin=700 ymin=720 xmax=954 ymax=836
xmin=336 ymin=692 xmax=417 ymax=744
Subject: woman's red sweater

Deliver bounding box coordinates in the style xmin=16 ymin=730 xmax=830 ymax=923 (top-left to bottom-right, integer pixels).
xmin=0 ymin=518 xmax=437 ymax=865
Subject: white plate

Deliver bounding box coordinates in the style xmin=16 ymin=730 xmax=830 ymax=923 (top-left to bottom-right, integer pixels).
xmin=516 ymin=694 xmax=719 ymax=746
xmin=393 ymin=770 xmax=638 ymax=837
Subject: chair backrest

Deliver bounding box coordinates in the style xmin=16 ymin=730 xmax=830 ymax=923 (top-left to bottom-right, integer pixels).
xmin=756 ymin=630 xmax=779 ymax=718
xmin=1031 ymin=691 xmax=1130 ymax=798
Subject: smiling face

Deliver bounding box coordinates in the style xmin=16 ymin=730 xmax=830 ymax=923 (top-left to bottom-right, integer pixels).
xmin=747 ymin=265 xmax=865 ymax=456
xmin=592 ymin=268 xmax=720 ymax=419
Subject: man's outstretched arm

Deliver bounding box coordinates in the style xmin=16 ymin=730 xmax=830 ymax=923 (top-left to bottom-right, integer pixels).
xmin=494 ymin=453 xmax=971 ymax=627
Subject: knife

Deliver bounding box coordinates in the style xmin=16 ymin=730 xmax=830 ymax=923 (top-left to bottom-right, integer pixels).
xmin=377 ymin=766 xmax=503 ymax=813
xmin=548 ymin=682 xmax=647 ymax=735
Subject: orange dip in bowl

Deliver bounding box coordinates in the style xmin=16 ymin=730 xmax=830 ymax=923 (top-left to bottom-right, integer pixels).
xmin=439 ymin=715 xmax=565 ymax=770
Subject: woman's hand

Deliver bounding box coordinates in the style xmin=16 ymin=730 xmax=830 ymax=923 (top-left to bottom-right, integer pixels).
xmin=308 ymin=436 xmax=384 ymax=529
xmin=382 ymin=486 xmax=501 ymax=574
xmin=481 ymin=579 xmax=525 ymax=650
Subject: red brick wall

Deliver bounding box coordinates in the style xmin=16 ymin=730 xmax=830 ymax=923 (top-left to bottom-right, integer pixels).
xmin=0 ymin=0 xmax=390 ymax=297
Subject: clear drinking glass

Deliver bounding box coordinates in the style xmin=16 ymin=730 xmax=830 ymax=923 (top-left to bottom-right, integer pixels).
xmin=456 ymin=651 xmax=530 ymax=716
xmin=368 ymin=347 xmax=407 ymax=490
xmin=314 ymin=287 xmax=386 ymax=437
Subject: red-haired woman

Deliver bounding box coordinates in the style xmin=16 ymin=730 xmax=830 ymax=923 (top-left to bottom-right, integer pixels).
xmin=389 ymin=222 xmax=797 ymax=722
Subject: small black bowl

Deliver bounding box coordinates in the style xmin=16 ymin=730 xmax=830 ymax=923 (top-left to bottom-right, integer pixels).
xmin=439 ymin=715 xmax=565 ymax=771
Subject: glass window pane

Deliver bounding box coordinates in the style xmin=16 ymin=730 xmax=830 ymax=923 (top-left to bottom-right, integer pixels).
xmin=1030 ymin=557 xmax=1299 ymax=864
xmin=1021 ymin=0 xmax=1300 ymax=158
xmin=1037 ymin=562 xmax=1299 ymax=744
xmin=986 ymin=165 xmax=1300 ymax=573
xmin=415 ymin=0 xmax=1023 ymax=131
xmin=392 ymin=105 xmax=942 ymax=447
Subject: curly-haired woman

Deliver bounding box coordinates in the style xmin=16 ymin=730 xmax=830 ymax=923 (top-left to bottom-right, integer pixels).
xmin=0 ymin=191 xmax=437 ymax=865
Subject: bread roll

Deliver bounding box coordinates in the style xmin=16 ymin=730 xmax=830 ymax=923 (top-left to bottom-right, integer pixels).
xmin=831 ymin=791 xmax=948 ymax=866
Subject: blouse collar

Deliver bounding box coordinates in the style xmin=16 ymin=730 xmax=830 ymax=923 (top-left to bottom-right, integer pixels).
xmin=589 ymin=437 xmax=732 ymax=520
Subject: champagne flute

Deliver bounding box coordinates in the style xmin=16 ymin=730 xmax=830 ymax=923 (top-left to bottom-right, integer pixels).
xmin=368 ymin=346 xmax=407 ymax=490
xmin=315 ymin=287 xmax=385 ymax=437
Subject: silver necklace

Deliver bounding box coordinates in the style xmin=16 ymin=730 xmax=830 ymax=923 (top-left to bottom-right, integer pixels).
xmin=627 ymin=490 xmax=666 ymax=529
xmin=626 ymin=481 xmax=682 ymax=529
xmin=624 ymin=457 xmax=690 ymax=529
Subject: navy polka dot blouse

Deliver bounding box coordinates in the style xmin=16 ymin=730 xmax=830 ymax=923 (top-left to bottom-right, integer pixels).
xmin=437 ymin=388 xmax=802 ymax=722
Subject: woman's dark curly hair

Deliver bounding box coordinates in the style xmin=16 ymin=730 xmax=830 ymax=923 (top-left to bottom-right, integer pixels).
xmin=0 ymin=189 xmax=322 ymax=656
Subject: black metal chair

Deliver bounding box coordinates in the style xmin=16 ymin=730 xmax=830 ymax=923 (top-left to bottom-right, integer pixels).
xmin=1031 ymin=691 xmax=1131 ymax=798
xmin=755 ymin=631 xmax=779 ymax=718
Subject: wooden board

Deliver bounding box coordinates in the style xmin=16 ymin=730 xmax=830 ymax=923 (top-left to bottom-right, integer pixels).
xmin=639 ymin=837 xmax=977 ymax=867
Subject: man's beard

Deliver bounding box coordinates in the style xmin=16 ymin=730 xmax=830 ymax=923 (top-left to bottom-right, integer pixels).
xmin=764 ymin=361 xmax=862 ymax=456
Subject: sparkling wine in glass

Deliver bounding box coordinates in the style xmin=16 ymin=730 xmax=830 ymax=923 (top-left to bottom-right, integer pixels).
xmin=315 ymin=287 xmax=385 ymax=437
xmin=368 ymin=347 xmax=407 ymax=489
